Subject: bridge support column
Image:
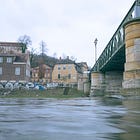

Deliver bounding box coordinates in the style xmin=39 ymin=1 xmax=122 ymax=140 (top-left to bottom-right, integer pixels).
xmin=90 ymin=72 xmax=105 ymax=96
xmin=123 ymin=18 xmax=140 ymax=90
xmin=105 ymin=71 xmax=123 ymax=94
xmin=90 ymin=71 xmax=123 ymax=96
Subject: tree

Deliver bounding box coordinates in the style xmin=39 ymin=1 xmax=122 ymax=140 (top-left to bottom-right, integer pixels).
xmin=39 ymin=64 xmax=46 ymax=79
xmin=18 ymin=35 xmax=32 ymax=53
xmin=70 ymin=56 xmax=77 ymax=61
xmin=53 ymin=52 xmax=57 ymax=58
xmin=37 ymin=41 xmax=48 ymax=81
xmin=39 ymin=41 xmax=48 ymax=56
xmin=30 ymin=47 xmax=36 ymax=65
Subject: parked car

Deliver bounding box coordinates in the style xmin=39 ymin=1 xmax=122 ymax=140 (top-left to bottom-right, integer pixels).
xmin=46 ymin=83 xmax=58 ymax=88
xmin=5 ymin=82 xmax=13 ymax=90
xmin=34 ymin=85 xmax=46 ymax=90
xmin=13 ymin=82 xmax=20 ymax=89
xmin=25 ymin=82 xmax=34 ymax=89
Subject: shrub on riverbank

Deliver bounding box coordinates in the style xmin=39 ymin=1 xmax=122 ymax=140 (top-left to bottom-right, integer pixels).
xmin=0 ymin=88 xmax=88 ymax=98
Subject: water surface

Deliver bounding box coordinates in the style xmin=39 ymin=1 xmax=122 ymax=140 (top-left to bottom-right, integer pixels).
xmin=0 ymin=97 xmax=140 ymax=140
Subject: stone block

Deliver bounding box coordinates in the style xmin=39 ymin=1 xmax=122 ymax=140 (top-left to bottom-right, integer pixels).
xmin=125 ymin=39 xmax=134 ymax=47
xmin=126 ymin=53 xmax=135 ymax=62
xmin=105 ymin=71 xmax=123 ymax=94
xmin=122 ymin=79 xmax=140 ymax=89
xmin=126 ymin=46 xmax=134 ymax=55
xmin=123 ymin=71 xmax=132 ymax=80
xmin=134 ymin=52 xmax=140 ymax=61
xmin=136 ymin=70 xmax=140 ymax=79
xmin=90 ymin=72 xmax=105 ymax=95
xmin=91 ymin=72 xmax=104 ymax=81
xmin=134 ymin=38 xmax=140 ymax=45
xmin=125 ymin=24 xmax=140 ymax=34
xmin=125 ymin=38 xmax=140 ymax=62
xmin=134 ymin=45 xmax=140 ymax=52
xmin=123 ymin=70 xmax=140 ymax=80
xmin=125 ymin=61 xmax=140 ymax=71
xmin=91 ymin=73 xmax=99 ymax=78
xmin=125 ymin=30 xmax=140 ymax=40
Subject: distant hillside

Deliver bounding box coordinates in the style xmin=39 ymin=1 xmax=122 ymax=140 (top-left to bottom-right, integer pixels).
xmin=31 ymin=54 xmax=58 ymax=68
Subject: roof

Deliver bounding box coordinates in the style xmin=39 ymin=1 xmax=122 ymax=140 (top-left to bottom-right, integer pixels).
xmin=74 ymin=63 xmax=83 ymax=74
xmin=77 ymin=62 xmax=88 ymax=68
xmin=55 ymin=58 xmax=84 ymax=73
xmin=56 ymin=58 xmax=75 ymax=64
xmin=32 ymin=64 xmax=53 ymax=69
xmin=14 ymin=54 xmax=28 ymax=63
xmin=0 ymin=42 xmax=22 ymax=47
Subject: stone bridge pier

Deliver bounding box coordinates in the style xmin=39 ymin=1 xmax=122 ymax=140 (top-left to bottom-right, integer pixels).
xmin=90 ymin=72 xmax=105 ymax=96
xmin=122 ymin=18 xmax=140 ymax=89
xmin=90 ymin=71 xmax=123 ymax=96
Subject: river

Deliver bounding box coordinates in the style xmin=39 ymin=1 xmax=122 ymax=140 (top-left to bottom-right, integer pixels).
xmin=0 ymin=97 xmax=140 ymax=140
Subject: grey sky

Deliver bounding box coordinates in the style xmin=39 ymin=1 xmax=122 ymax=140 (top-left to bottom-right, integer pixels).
xmin=0 ymin=0 xmax=134 ymax=66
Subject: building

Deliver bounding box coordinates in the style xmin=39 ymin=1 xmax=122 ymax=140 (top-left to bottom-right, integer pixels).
xmin=31 ymin=64 xmax=53 ymax=84
xmin=77 ymin=62 xmax=89 ymax=82
xmin=52 ymin=58 xmax=83 ymax=86
xmin=0 ymin=42 xmax=30 ymax=83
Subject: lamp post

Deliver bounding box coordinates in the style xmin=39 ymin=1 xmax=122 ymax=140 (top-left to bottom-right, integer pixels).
xmin=94 ymin=38 xmax=98 ymax=62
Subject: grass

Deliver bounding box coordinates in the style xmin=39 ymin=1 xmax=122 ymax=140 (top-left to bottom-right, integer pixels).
xmin=0 ymin=88 xmax=89 ymax=98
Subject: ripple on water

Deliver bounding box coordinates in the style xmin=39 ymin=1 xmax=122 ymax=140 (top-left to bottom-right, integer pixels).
xmin=0 ymin=98 xmax=139 ymax=140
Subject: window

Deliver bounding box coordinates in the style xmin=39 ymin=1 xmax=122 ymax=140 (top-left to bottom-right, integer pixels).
xmin=26 ymin=69 xmax=30 ymax=77
xmin=58 ymin=74 xmax=60 ymax=79
xmin=68 ymin=74 xmax=71 ymax=79
xmin=0 ymin=57 xmax=3 ymax=63
xmin=7 ymin=57 xmax=12 ymax=63
xmin=58 ymin=65 xmax=61 ymax=70
xmin=15 ymin=67 xmax=20 ymax=75
xmin=0 ymin=67 xmax=2 ymax=75
xmin=63 ymin=65 xmax=66 ymax=70
xmin=35 ymin=73 xmax=38 ymax=77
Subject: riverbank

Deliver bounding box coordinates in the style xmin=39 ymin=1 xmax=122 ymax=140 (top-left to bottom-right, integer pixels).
xmin=0 ymin=88 xmax=88 ymax=98
xmin=1 ymin=87 xmax=140 ymax=99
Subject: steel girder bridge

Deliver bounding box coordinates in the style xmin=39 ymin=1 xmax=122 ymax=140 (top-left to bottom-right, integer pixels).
xmin=91 ymin=0 xmax=140 ymax=72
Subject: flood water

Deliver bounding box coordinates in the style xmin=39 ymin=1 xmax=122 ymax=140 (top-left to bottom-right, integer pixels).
xmin=0 ymin=97 xmax=140 ymax=140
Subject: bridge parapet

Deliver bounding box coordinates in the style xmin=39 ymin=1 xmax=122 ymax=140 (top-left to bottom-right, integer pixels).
xmin=92 ymin=0 xmax=139 ymax=72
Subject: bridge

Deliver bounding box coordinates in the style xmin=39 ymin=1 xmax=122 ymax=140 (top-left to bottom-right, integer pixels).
xmin=90 ymin=0 xmax=140 ymax=95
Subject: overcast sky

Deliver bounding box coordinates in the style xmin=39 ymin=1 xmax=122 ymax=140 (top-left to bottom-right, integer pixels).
xmin=0 ymin=0 xmax=135 ymax=66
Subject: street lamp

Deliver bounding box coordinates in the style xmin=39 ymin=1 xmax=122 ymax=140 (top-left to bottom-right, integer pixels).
xmin=94 ymin=38 xmax=98 ymax=62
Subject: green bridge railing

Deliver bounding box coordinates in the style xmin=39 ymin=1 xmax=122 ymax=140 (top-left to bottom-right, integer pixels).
xmin=92 ymin=0 xmax=140 ymax=72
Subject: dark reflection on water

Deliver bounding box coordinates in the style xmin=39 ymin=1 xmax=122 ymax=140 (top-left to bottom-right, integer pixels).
xmin=0 ymin=97 xmax=139 ymax=140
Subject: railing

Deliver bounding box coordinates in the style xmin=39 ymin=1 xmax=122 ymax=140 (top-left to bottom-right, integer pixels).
xmin=92 ymin=0 xmax=140 ymax=72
